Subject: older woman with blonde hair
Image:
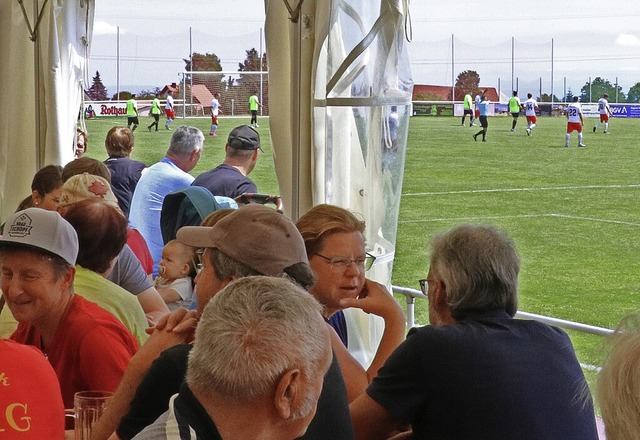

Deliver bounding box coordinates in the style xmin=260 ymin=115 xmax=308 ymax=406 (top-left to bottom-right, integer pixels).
xmin=296 ymin=203 xmax=406 ymax=401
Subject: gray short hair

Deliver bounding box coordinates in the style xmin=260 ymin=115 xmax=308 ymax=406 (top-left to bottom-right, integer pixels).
xmin=186 ymin=276 xmax=327 ymax=414
xmin=429 ymin=224 xmax=519 ymax=318
xmin=210 ymin=248 xmax=315 ymax=291
xmin=167 ymin=126 xmax=204 ymax=157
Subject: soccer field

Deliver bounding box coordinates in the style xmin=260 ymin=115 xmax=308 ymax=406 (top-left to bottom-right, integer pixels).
xmin=395 ymin=115 xmax=640 ymax=381
xmin=85 ymin=113 xmax=640 ymax=381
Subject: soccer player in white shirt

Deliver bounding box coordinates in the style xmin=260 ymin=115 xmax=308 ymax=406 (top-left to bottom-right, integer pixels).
xmin=565 ymin=96 xmax=585 ymax=148
xmin=593 ymin=93 xmax=612 ymax=134
xmin=164 ymin=92 xmax=175 ymax=130
xmin=210 ymin=93 xmax=221 ymax=136
xmin=524 ymin=93 xmax=539 ymax=136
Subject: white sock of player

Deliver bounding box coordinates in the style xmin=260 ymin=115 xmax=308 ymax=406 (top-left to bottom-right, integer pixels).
xmin=565 ymin=133 xmax=570 ymax=144
xmin=578 ymin=133 xmax=584 ymax=144
xmin=595 ymin=121 xmax=601 ymax=129
xmin=531 ymin=123 xmax=536 ymax=130
xmin=605 ymin=123 xmax=609 ymax=132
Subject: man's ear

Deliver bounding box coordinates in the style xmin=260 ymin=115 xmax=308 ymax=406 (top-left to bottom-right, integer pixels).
xmin=61 ymin=265 xmax=76 ymax=290
xmin=274 ymin=368 xmax=302 ymax=420
xmin=431 ymin=279 xmax=448 ymax=313
xmin=432 ymin=279 xmax=456 ymax=324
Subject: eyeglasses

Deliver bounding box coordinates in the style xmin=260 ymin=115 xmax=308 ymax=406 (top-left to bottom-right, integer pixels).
xmin=194 ymin=248 xmax=205 ymax=273
xmin=418 ymin=278 xmax=434 ymax=296
xmin=315 ymin=252 xmax=376 ymax=273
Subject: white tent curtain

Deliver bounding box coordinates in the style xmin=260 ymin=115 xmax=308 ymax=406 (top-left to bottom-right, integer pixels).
xmin=0 ymin=0 xmax=93 ymax=222
xmin=266 ymin=0 xmax=413 ymax=365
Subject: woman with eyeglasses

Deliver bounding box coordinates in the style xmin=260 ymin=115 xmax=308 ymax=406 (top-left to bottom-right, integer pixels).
xmin=296 ymin=204 xmax=406 ymax=402
xmin=14 ymin=164 xmax=63 ymax=212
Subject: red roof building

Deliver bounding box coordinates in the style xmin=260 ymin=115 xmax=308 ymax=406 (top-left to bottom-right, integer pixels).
xmin=412 ymin=84 xmax=501 ymax=102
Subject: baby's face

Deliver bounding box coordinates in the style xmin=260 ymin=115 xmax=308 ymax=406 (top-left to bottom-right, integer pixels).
xmin=158 ymin=242 xmax=191 ymax=280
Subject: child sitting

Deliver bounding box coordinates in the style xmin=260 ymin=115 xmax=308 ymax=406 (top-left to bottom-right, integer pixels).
xmin=154 ymin=239 xmax=196 ymax=310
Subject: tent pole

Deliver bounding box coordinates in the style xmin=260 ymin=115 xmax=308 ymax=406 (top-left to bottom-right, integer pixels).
xmin=288 ymin=1 xmax=305 ymax=220
xmin=18 ymin=0 xmax=49 ymax=168
xmin=34 ymin=0 xmax=43 ymax=167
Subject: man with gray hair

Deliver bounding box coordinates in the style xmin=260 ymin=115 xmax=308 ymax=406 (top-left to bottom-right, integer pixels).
xmin=350 ymin=224 xmax=599 ymax=440
xmin=129 ymin=126 xmax=205 ymax=276
xmin=92 ymin=204 xmax=354 ymax=440
xmin=133 ymin=276 xmax=332 ymax=439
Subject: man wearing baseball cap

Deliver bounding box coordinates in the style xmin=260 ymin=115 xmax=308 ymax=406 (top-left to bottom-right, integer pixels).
xmin=0 ymin=208 xmax=138 ymax=422
xmin=191 ymin=124 xmax=262 ymax=199
xmin=93 ymin=204 xmax=354 ymax=440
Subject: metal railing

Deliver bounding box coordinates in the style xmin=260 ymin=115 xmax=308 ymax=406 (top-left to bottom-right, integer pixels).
xmin=392 ymin=285 xmax=614 ymax=336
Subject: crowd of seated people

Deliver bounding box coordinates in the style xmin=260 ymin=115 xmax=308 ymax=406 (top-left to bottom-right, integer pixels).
xmin=2 ymin=123 xmax=631 ymax=440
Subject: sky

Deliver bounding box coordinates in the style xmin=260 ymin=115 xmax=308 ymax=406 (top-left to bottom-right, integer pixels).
xmin=91 ymin=0 xmax=640 ymax=100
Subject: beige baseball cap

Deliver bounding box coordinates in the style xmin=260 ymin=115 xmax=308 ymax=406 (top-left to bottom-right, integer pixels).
xmin=177 ymin=204 xmax=308 ymax=277
xmin=59 ymin=173 xmax=119 ymax=209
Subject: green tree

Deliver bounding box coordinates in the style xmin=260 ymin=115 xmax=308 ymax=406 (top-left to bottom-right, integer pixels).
xmin=580 ymin=77 xmax=625 ymax=103
xmin=87 ymin=71 xmax=108 ymax=101
xmin=539 ymin=93 xmax=561 ymax=103
xmin=564 ymin=89 xmax=574 ymax=103
xmin=238 ymin=48 xmax=267 ymax=72
xmin=454 ymin=70 xmax=481 ymax=101
xmin=184 ymin=52 xmax=225 ymax=94
xmin=626 ymin=82 xmax=640 ymax=103
xmin=136 ymin=87 xmax=161 ymax=100
xmin=111 ymin=91 xmax=134 ymax=101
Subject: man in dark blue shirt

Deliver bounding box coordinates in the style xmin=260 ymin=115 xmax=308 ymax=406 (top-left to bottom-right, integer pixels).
xmin=350 ymin=224 xmax=599 ymax=440
xmin=191 ymin=125 xmax=261 ymax=198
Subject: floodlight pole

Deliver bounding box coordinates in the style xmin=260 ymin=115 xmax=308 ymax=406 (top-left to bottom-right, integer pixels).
xmin=550 ymin=38 xmax=554 ymax=103
xmin=190 ymin=27 xmax=193 ymax=116
xmin=116 ymin=26 xmax=120 ymax=100
xmin=451 ymin=34 xmax=454 ymax=102
xmin=260 ymin=27 xmax=264 ymax=116
xmin=511 ymin=37 xmax=515 ymax=93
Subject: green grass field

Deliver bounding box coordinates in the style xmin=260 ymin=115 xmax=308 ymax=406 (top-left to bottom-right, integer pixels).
xmin=85 ymin=113 xmax=640 ymax=387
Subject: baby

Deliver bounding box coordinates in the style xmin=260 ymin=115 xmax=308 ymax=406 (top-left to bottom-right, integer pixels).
xmin=154 ymin=239 xmax=196 ymax=311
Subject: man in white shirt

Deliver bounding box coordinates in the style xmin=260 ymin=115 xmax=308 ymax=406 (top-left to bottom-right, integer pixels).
xmin=565 ymin=96 xmax=585 ymax=148
xmin=209 ymin=93 xmax=221 ymax=136
xmin=524 ymin=93 xmax=539 ymax=136
xmin=164 ymin=92 xmax=175 ymax=130
xmin=593 ymin=93 xmax=612 ymax=134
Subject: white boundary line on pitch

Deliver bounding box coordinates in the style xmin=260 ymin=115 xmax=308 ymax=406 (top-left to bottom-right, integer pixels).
xmin=549 ymin=214 xmax=640 ymax=227
xmin=403 ymin=183 xmax=640 ymax=197
xmin=399 ymin=213 xmax=640 ymax=227
xmin=399 ymin=214 xmax=550 ymax=224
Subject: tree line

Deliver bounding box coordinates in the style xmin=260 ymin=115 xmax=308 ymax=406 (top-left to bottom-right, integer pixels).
xmin=414 ymin=70 xmax=640 ymax=103
xmin=87 ymin=47 xmax=268 ymax=106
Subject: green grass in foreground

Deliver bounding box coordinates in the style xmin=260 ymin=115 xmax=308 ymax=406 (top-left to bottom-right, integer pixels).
xmin=86 ymin=114 xmax=640 ymax=394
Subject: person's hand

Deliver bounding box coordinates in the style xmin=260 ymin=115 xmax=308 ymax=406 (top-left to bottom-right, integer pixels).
xmin=139 ymin=324 xmax=191 ymax=359
xmin=147 ymin=307 xmax=199 ymax=337
xmin=339 ymin=279 xmax=404 ymax=321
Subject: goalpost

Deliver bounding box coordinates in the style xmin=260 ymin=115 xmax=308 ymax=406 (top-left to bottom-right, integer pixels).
xmin=178 ymin=70 xmax=268 ymax=118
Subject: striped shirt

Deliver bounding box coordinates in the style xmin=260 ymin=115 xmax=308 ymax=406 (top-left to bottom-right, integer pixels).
xmin=132 ymin=384 xmax=222 ymax=440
